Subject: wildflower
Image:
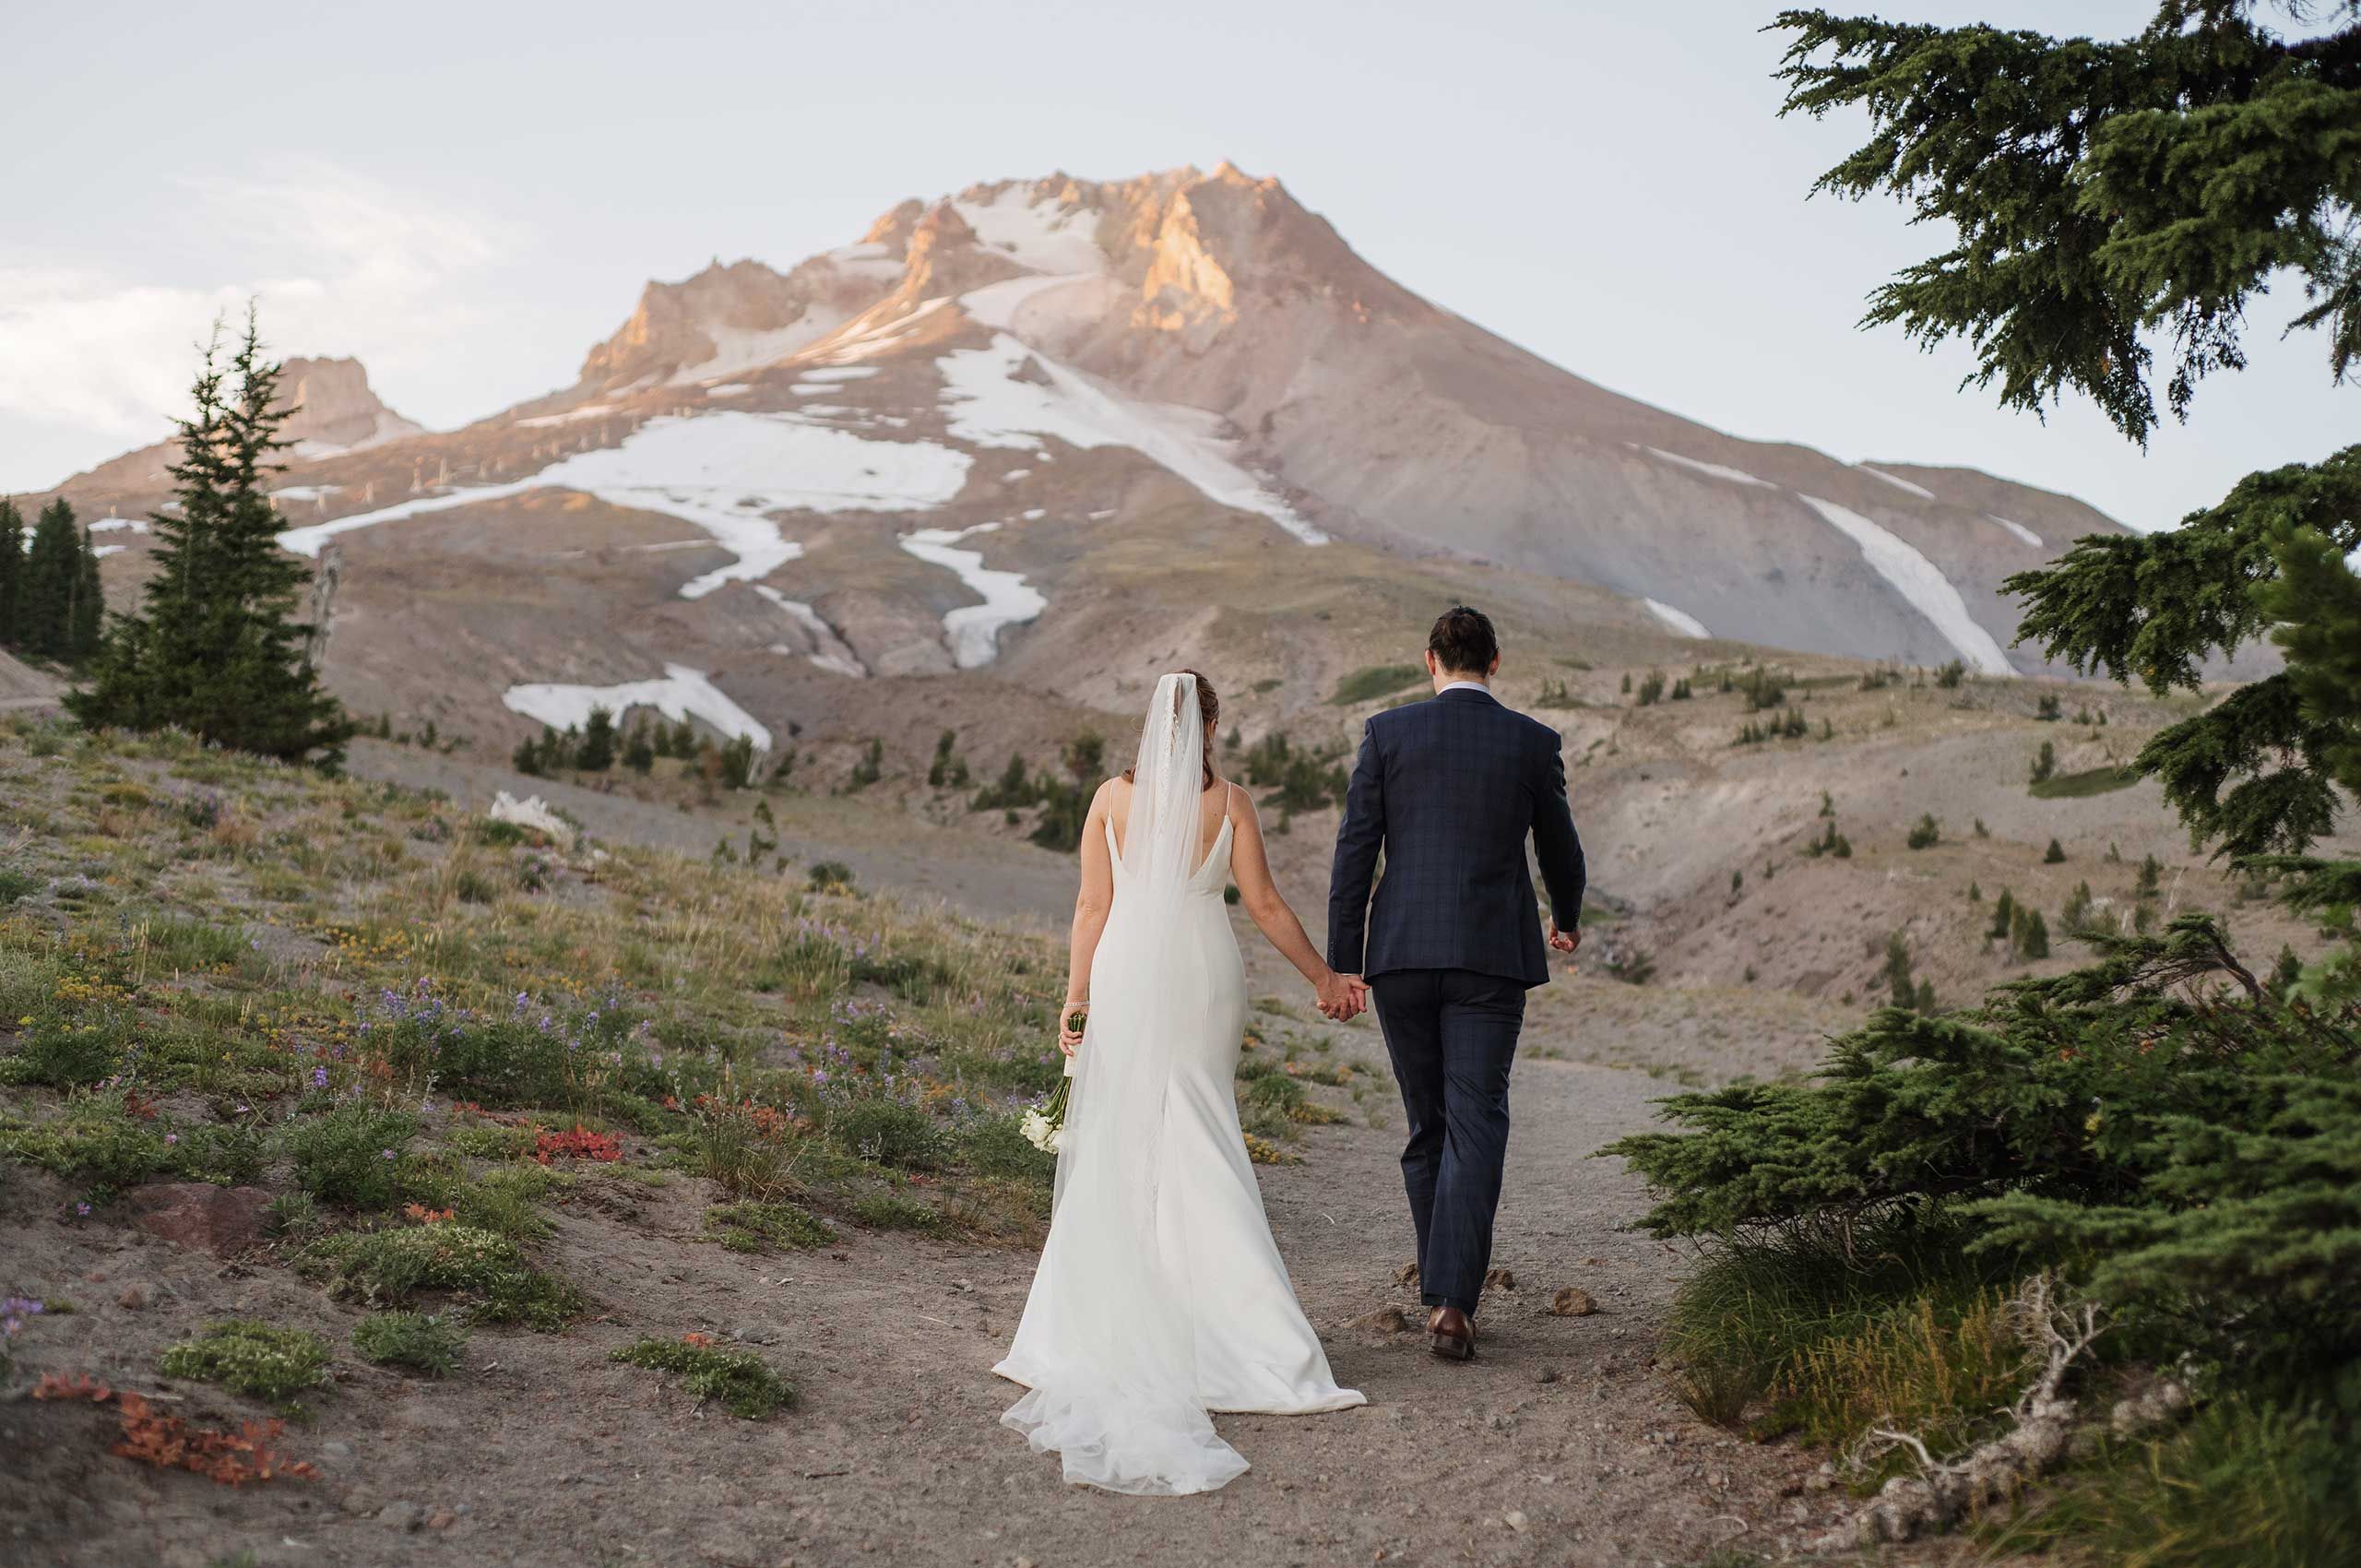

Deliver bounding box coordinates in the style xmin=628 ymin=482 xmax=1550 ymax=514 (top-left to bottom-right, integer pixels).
xmin=311 ymin=1066 xmax=329 ymax=1089
xmin=380 ymin=1148 xmax=396 ymax=1162
xmin=75 ymin=1202 xmax=91 ymax=1217
xmin=164 ymin=1133 xmax=178 ymax=1146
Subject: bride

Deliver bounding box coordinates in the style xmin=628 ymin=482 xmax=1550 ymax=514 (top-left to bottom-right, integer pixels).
xmin=994 ymin=671 xmax=1369 ymax=1494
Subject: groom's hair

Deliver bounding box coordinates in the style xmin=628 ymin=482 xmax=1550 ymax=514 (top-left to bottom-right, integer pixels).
xmin=1428 ymin=605 xmax=1499 ymax=675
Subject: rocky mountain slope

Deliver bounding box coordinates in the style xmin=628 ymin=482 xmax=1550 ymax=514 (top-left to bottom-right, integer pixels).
xmin=40 ymin=165 xmax=2137 ymax=763
xmin=52 ymin=357 xmax=422 ymax=497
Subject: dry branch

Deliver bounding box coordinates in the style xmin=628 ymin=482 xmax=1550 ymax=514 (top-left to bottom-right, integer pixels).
xmin=1807 ymin=1275 xmax=2189 ymax=1551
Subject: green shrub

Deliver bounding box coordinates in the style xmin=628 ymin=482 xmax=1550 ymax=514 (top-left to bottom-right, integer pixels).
xmin=1905 ymin=814 xmax=1941 ymax=849
xmin=704 ymin=1201 xmax=836 ymax=1253
xmin=306 ymin=1223 xmax=584 ymax=1331
xmin=852 ymin=1191 xmax=943 ymax=1231
xmin=170 ymin=1120 xmax=268 ymax=1186
xmin=0 ymin=1012 xmax=126 ymax=1086
xmin=0 ymin=1098 xmax=170 ymax=1185
xmin=137 ymin=916 xmax=246 ymax=971
xmin=279 ymin=1104 xmax=419 ymax=1207
xmin=610 ymin=1336 xmax=794 ymax=1420
xmin=1330 ymin=664 xmax=1424 ymax=705
xmin=0 ymin=869 xmax=39 ymax=904
xmin=2031 ymin=766 xmax=2141 ymax=800
xmin=828 ymin=1098 xmax=947 ymax=1170
xmin=955 ymin=1116 xmax=1056 ymax=1183
xmin=808 ymin=861 xmax=855 ymax=893
xmin=159 ymin=1320 xmax=329 ymax=1410
xmin=351 ymin=1311 xmax=468 ymax=1377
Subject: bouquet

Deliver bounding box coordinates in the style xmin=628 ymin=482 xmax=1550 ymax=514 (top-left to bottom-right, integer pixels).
xmin=1018 ymin=1005 xmax=1083 ymax=1153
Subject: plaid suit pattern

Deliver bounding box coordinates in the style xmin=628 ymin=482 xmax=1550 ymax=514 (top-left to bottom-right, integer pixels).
xmin=1325 ymin=685 xmax=1586 ymax=1317
xmin=1326 ymin=687 xmax=1585 ymax=985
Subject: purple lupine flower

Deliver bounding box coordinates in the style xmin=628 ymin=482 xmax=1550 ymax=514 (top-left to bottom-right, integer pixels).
xmin=380 ymin=1148 xmax=396 ymax=1161
xmin=312 ymin=1066 xmax=330 ymax=1089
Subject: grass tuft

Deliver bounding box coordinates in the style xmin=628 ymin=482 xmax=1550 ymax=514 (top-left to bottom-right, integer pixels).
xmin=610 ymin=1335 xmax=794 ymax=1419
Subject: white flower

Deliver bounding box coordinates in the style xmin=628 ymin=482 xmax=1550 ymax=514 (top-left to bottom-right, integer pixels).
xmin=1018 ymin=1109 xmax=1053 ymax=1151
xmin=1047 ymin=1127 xmax=1067 ymax=1154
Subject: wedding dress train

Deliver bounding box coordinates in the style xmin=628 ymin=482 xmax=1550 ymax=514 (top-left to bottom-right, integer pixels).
xmin=994 ymin=673 xmax=1364 ymax=1495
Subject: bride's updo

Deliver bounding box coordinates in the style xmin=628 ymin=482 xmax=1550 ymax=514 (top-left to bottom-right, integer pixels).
xmin=1124 ymin=669 xmax=1219 ymax=790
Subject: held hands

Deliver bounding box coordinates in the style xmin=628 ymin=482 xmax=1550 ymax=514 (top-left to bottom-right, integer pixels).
xmin=1314 ymin=968 xmax=1370 ymax=1022
xmin=1547 ymin=921 xmax=1581 ymax=956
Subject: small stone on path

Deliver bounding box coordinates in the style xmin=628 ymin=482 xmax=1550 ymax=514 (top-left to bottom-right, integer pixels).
xmin=1394 ymin=1261 xmax=1419 ymax=1286
xmin=1550 ymin=1287 xmax=1596 ymax=1316
xmin=1352 ymin=1306 xmax=1415 ymax=1336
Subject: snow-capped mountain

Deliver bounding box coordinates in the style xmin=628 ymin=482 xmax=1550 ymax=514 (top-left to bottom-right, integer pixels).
xmin=42 ymin=165 xmax=2134 ymax=754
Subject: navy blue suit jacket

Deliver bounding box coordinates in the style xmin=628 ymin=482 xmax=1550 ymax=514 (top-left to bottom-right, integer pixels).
xmin=1326 ymin=686 xmax=1585 ymax=987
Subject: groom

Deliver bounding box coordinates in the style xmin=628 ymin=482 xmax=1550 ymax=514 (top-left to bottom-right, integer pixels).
xmin=1326 ymin=605 xmax=1585 ymax=1361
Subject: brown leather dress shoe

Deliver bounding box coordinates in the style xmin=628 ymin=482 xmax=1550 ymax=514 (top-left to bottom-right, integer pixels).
xmin=1428 ymin=1305 xmax=1475 ymax=1361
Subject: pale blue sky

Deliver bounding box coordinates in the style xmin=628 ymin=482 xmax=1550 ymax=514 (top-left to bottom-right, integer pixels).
xmin=3 ymin=0 xmax=2352 ymax=530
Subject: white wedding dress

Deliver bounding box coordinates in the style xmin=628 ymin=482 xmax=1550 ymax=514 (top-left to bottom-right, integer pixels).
xmin=994 ymin=673 xmax=1364 ymax=1494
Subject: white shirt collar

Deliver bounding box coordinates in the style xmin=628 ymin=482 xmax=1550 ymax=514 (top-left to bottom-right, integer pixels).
xmin=1437 ymin=680 xmax=1491 ymax=696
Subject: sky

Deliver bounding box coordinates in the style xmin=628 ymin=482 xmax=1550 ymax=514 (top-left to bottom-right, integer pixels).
xmin=2 ymin=0 xmax=2353 ymax=530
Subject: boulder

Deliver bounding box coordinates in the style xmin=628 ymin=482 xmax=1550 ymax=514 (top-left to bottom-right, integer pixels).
xmin=123 ymin=1183 xmax=270 ymax=1256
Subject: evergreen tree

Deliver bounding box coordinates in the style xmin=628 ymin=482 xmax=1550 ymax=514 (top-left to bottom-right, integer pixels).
xmin=1608 ymin=14 xmax=2361 ymax=1517
xmin=69 ymin=312 xmax=352 ymax=762
xmin=19 ymin=500 xmax=79 ymax=658
xmin=68 ymin=526 xmax=102 ymax=659
xmin=577 ymin=705 xmax=618 ymax=772
xmin=0 ymin=497 xmax=23 ymax=647
xmin=623 ymin=719 xmax=656 ymax=775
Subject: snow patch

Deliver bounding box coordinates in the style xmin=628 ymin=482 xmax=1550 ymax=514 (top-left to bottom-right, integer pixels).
xmin=1987 ymin=514 xmax=2045 ymax=548
xmin=488 ymin=791 xmax=575 ymax=849
xmin=813 ymin=297 xmax=949 ymax=365
xmin=794 ymin=366 xmax=876 ymax=385
xmin=898 ymin=522 xmax=1048 ymax=668
xmin=1643 ymin=446 xmax=1775 ymax=489
xmin=937 ymin=332 xmax=1324 ymax=544
xmin=1798 ymin=495 xmax=2014 ymax=676
xmin=703 ymin=383 xmax=753 ymax=398
xmin=267 ymin=486 xmax=339 ymax=505
xmin=1859 ymin=465 xmax=1937 ymax=501
xmin=961 ymin=271 xmax=1098 ymax=331
xmin=825 ymin=242 xmax=904 ymax=280
xmin=91 ymin=544 xmax=128 ymax=559
xmin=753 ymin=585 xmax=867 ymax=678
xmin=671 ymin=309 xmax=844 ymax=385
xmin=88 ymin=517 xmax=150 ymax=533
xmin=952 ymin=188 xmax=1104 ymax=275
xmin=277 ymin=412 xmax=972 ymax=599
xmin=516 ymin=404 xmax=615 ymax=429
xmin=504 ymin=663 xmax=770 ymax=752
xmin=1643 ymin=598 xmax=1710 ymax=638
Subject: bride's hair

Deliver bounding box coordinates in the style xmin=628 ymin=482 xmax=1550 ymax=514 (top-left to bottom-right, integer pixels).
xmin=1123 ymin=669 xmax=1219 ymax=791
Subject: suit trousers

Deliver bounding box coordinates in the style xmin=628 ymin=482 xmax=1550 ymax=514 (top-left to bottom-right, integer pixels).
xmin=1370 ymin=968 xmax=1525 ymax=1316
